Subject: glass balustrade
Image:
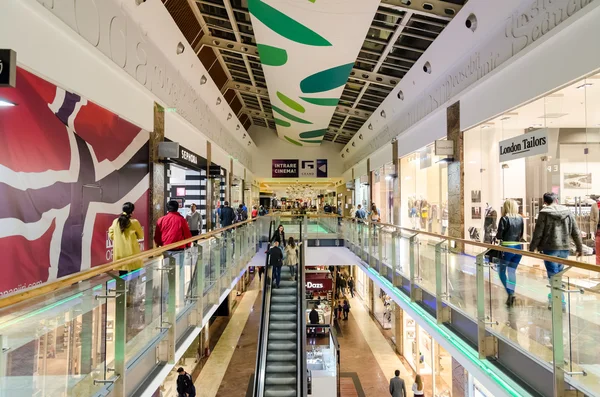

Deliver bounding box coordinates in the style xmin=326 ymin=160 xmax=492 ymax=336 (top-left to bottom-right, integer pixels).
xmin=0 ymin=219 xmax=262 ymax=397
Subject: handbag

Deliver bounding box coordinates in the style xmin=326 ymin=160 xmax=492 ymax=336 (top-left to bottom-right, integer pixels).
xmin=486 ymin=238 xmax=503 ymax=262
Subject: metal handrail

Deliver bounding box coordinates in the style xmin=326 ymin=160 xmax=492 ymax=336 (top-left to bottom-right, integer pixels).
xmin=252 ymin=220 xmax=274 ymax=397
xmin=297 ymin=220 xmax=307 ymax=397
xmin=0 ymin=217 xmax=259 ymax=309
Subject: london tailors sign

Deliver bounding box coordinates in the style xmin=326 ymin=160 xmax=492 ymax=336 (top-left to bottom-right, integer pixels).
xmin=499 ymin=129 xmax=548 ymax=162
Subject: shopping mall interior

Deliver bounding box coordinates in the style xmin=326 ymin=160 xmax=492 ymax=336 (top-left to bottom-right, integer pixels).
xmin=1 ymin=0 xmax=600 ymax=396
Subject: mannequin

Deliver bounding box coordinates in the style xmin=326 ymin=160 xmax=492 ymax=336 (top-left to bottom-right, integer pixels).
xmin=420 ymin=199 xmax=429 ymax=230
xmin=441 ymin=201 xmax=449 ymax=235
xmin=483 ymin=203 xmax=497 ymax=243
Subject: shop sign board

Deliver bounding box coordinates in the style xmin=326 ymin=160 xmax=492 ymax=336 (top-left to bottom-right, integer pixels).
xmin=306 ymin=279 xmax=332 ymax=290
xmin=434 ymin=140 xmax=454 ymax=156
xmin=273 ymin=159 xmax=328 ymax=178
xmin=499 ymin=129 xmax=548 ymax=162
xmin=0 ymin=49 xmax=16 ymax=88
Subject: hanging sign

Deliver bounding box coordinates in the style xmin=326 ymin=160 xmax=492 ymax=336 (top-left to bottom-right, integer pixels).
xmin=272 ymin=159 xmax=299 ymax=178
xmin=499 ymin=129 xmax=548 ymax=162
xmin=0 ymin=49 xmax=17 ymax=88
xmin=435 ymin=140 xmax=454 ymax=156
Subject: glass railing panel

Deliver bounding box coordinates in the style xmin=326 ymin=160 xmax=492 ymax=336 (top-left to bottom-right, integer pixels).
xmin=444 ymin=246 xmax=482 ymax=320
xmin=0 ymin=278 xmax=113 ymax=396
xmin=414 ymin=234 xmax=446 ymax=297
xmin=563 ymin=267 xmax=600 ymax=395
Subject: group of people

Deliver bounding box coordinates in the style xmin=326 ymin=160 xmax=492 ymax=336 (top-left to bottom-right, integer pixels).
xmin=492 ymin=192 xmax=583 ymax=308
xmin=389 ymin=369 xmax=425 ymax=397
xmin=352 ymin=203 xmax=381 ymax=223
xmin=336 ymin=273 xmax=355 ymax=298
xmin=264 ymin=224 xmax=302 ymax=288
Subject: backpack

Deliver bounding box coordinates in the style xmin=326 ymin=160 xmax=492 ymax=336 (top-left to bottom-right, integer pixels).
xmin=235 ymin=208 xmax=247 ymax=222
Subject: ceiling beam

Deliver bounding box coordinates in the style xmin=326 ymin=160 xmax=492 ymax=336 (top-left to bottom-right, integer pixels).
xmin=335 ymin=104 xmax=372 ymax=120
xmin=379 ymin=0 xmax=460 ymax=20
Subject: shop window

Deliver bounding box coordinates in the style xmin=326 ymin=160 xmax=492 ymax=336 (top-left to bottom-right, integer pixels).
xmin=400 ymin=143 xmax=449 ymax=234
xmin=464 ymin=72 xmax=600 ymax=264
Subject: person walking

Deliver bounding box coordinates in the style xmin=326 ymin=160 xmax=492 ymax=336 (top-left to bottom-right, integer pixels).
xmin=284 ymin=237 xmax=301 ymax=280
xmin=271 ymin=224 xmax=286 ymax=247
xmin=369 ymin=204 xmax=381 ymax=222
xmin=412 ymin=374 xmax=425 ymax=396
xmin=309 ymin=304 xmax=320 ymax=325
xmin=154 ymin=200 xmax=192 ymax=251
xmin=355 ymin=204 xmax=367 ymax=220
xmin=496 ymin=199 xmax=524 ymax=307
xmin=348 ymin=276 xmax=355 ymax=298
xmin=186 ymin=203 xmax=202 ymax=237
xmin=269 ymin=240 xmax=284 ymax=288
xmin=257 ymin=265 xmax=264 ymax=282
xmin=108 ymin=202 xmax=144 ymax=275
xmin=176 ymin=367 xmax=196 ymax=397
xmin=220 ymin=201 xmax=235 ymax=228
xmin=342 ymin=299 xmax=350 ymax=320
xmin=389 ymin=369 xmax=407 ymax=397
xmin=259 ymin=205 xmax=267 ymax=216
xmin=530 ymin=192 xmax=583 ymax=308
xmin=235 ymin=203 xmax=248 ymax=223
xmin=251 ymin=205 xmax=258 ymax=218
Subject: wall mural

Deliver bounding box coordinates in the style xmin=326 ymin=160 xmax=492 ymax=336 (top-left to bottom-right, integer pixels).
xmin=248 ymin=0 xmax=380 ymax=146
xmin=0 ymin=67 xmax=150 ymax=295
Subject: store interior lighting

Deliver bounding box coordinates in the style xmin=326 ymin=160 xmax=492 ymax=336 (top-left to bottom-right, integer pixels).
xmin=0 ymin=99 xmax=16 ymax=107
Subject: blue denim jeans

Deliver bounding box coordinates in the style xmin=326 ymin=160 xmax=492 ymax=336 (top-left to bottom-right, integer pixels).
xmin=497 ymin=244 xmax=523 ymax=295
xmin=273 ymin=265 xmax=282 ymax=288
xmin=542 ymin=249 xmax=569 ymax=304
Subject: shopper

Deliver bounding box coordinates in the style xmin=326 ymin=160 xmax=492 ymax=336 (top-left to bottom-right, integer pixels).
xmin=284 ymin=237 xmax=301 ymax=280
xmin=269 ymin=240 xmax=284 ymax=288
xmin=235 ymin=203 xmax=248 ymax=223
xmin=348 ymin=277 xmax=355 ymax=298
xmin=530 ymin=192 xmax=583 ymax=307
xmin=186 ymin=203 xmax=202 ymax=237
xmin=355 ymin=204 xmax=367 ymax=221
xmin=271 ymin=224 xmax=286 ymax=247
xmin=496 ymin=199 xmax=524 ymax=307
xmin=309 ymin=304 xmax=320 ymax=325
xmin=220 ymin=201 xmax=235 ymax=228
xmin=412 ymin=374 xmax=424 ymax=396
xmin=154 ymin=200 xmax=192 ymax=251
xmin=342 ymin=299 xmax=350 ymax=320
xmin=389 ymin=369 xmax=407 ymax=397
xmin=259 ymin=205 xmax=267 ymax=216
xmin=257 ymin=265 xmax=264 ymax=282
xmin=251 ymin=205 xmax=258 ymax=218
xmin=108 ymin=202 xmax=144 ymax=275
xmin=337 ymin=301 xmax=343 ymax=320
xmin=176 ymin=367 xmax=196 ymax=397
xmin=369 ymin=204 xmax=381 ymax=222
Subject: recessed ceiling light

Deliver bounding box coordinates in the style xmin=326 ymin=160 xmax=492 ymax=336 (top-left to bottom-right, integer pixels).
xmin=481 ymin=125 xmax=491 ymax=129
xmin=0 ymin=99 xmax=16 ymax=107
xmin=576 ymin=83 xmax=593 ymax=89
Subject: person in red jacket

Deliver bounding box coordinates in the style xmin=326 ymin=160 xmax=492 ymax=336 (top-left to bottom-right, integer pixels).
xmin=154 ymin=200 xmax=192 ymax=251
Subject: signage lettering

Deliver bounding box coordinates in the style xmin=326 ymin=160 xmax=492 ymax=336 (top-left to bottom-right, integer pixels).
xmin=499 ymin=129 xmax=548 ymax=162
xmin=306 ymin=281 xmax=323 ymax=289
xmin=181 ymin=149 xmax=198 ymax=165
xmin=273 ymin=159 xmax=327 ymax=178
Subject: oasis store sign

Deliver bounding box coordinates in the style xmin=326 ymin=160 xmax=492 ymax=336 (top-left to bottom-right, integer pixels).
xmin=499 ymin=129 xmax=548 ymax=162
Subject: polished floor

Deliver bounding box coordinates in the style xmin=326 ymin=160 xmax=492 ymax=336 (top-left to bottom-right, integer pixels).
xmin=191 ymin=275 xmax=415 ymax=397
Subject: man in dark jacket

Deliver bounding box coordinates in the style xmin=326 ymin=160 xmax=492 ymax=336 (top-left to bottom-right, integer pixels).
xmin=389 ymin=369 xmax=407 ymax=397
xmin=269 ymin=240 xmax=284 ymax=288
xmin=530 ymin=193 xmax=583 ymax=306
xmin=155 ymin=200 xmax=192 ymax=250
xmin=309 ymin=304 xmax=320 ymax=325
xmin=176 ymin=367 xmax=196 ymax=397
xmin=220 ymin=201 xmax=235 ymax=228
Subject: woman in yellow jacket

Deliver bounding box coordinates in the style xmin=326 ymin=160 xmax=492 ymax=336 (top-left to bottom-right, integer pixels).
xmin=109 ymin=202 xmax=144 ymax=275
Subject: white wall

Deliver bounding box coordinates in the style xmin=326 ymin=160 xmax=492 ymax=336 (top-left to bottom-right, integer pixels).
xmin=249 ymin=126 xmax=344 ymax=178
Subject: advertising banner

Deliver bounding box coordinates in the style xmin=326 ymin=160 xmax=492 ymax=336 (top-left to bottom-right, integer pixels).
xmin=0 ymin=67 xmax=150 ymax=295
xmin=272 ymin=159 xmax=299 ymax=178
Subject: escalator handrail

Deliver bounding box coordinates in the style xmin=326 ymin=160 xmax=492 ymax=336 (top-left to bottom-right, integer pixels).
xmin=297 ymin=218 xmax=307 ymax=397
xmin=253 ymin=220 xmax=275 ymax=397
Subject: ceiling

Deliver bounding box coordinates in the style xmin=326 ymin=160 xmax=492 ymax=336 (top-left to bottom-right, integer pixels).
xmin=161 ymin=0 xmax=466 ymax=146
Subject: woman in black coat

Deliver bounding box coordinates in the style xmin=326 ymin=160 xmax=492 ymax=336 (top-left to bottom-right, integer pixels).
xmin=271 ymin=224 xmax=286 ymax=247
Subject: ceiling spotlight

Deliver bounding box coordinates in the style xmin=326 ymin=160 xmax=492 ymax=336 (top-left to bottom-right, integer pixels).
xmin=359 ymin=134 xmax=363 ymax=140
xmin=248 ymin=141 xmax=251 ymax=146
xmin=368 ymin=123 xmax=373 ymax=130
xmin=397 ymin=91 xmax=404 ymax=100
xmin=236 ymin=124 xmax=241 ymax=130
xmin=380 ymin=110 xmax=386 ymax=118
xmin=216 ymin=97 xmax=221 ymax=105
xmin=346 ymin=148 xmax=349 ymax=153
xmin=176 ymin=42 xmax=185 ymax=55
xmin=0 ymin=99 xmax=17 ymax=107
xmin=227 ymin=113 xmax=232 ymax=120
xmin=135 ymin=0 xmax=146 ymax=5
xmin=576 ymin=82 xmax=593 ymax=89
xmin=243 ymin=134 xmax=246 ymax=139
xmin=352 ymin=142 xmax=355 ymax=147
xmin=200 ymin=75 xmax=207 ymax=85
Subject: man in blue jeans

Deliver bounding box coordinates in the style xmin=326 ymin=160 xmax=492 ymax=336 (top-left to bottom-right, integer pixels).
xmin=530 ymin=193 xmax=583 ymax=308
xmin=269 ymin=240 xmax=284 ymax=288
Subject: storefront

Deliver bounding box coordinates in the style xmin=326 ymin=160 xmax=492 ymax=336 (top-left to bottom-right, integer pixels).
xmin=371 ymin=162 xmax=395 ymax=223
xmin=305 ymin=270 xmax=334 ymax=328
xmin=354 ymin=266 xmax=370 ymax=308
xmin=372 ymin=285 xmax=394 ymax=330
xmin=463 ymin=71 xmax=600 ymax=264
xmin=400 ymin=142 xmax=449 ymax=234
xmin=354 ymin=175 xmax=370 ymax=209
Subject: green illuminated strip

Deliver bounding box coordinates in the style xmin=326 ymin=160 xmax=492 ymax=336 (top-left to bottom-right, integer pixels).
xmin=0 ymin=292 xmax=84 ymax=330
xmin=366 ymin=267 xmax=526 ymax=397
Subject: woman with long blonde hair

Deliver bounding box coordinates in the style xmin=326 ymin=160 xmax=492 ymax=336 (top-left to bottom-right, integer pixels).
xmin=496 ymin=199 xmax=524 ymax=307
xmin=412 ymin=374 xmax=424 ymax=395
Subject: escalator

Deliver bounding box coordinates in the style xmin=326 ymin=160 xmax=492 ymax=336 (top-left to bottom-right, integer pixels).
xmin=254 ymin=219 xmax=306 ymax=397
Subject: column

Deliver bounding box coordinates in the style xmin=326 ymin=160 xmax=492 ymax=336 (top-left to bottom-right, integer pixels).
xmin=447 ymin=101 xmax=464 ymax=248
xmin=452 ymin=358 xmax=468 ymax=397
xmin=150 ymin=103 xmax=166 ymax=246
xmin=228 ymin=158 xmax=233 ymax=202
xmin=242 ymin=169 xmax=246 ymax=205
xmin=367 ymin=158 xmax=373 ymax=206
xmin=368 ymin=278 xmax=375 ymax=313
xmin=206 ymin=141 xmax=212 ymax=231
xmin=392 ymin=140 xmax=401 ymax=226
xmin=394 ymin=302 xmax=404 ymax=355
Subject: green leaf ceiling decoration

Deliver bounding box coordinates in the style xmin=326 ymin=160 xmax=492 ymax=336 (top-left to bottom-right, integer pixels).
xmin=248 ymin=0 xmax=380 ymax=146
